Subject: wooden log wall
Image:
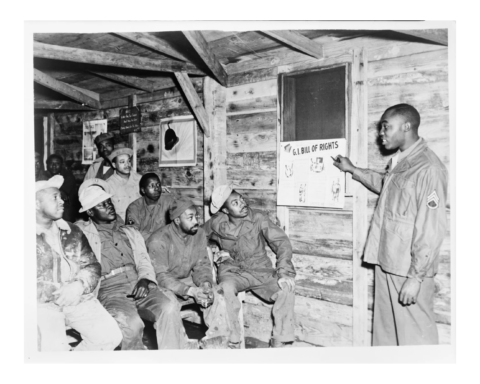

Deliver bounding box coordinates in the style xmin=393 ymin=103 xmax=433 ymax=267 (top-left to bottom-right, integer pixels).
xmin=48 ymin=79 xmax=206 ymax=223
xmin=229 ymin=40 xmax=450 ymax=347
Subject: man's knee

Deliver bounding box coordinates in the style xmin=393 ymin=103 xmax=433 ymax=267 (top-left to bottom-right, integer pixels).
xmin=219 ymin=280 xmax=237 ymax=297
xmin=113 ymin=309 xmax=145 ymax=339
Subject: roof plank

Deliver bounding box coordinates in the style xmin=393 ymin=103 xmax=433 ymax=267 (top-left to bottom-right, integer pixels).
xmin=114 ymin=32 xmax=191 ymax=62
xmin=34 ymin=69 xmax=101 ymax=109
xmin=34 ymin=100 xmax=95 ymax=110
xmin=33 ymin=41 xmax=205 ymax=75
xmin=261 ymin=30 xmax=324 ymax=59
xmin=182 ymin=31 xmax=227 ymax=86
xmin=90 ymin=71 xmax=159 ymax=93
xmin=174 ymin=72 xmax=210 ymax=137
xmin=391 ymin=29 xmax=448 ymax=46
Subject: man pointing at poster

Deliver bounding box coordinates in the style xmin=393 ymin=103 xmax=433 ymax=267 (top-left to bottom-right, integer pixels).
xmin=333 ymin=104 xmax=448 ymax=346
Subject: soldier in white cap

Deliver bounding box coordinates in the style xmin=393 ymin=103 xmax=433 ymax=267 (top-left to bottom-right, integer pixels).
xmin=75 ymin=179 xmax=178 ymax=350
xmin=203 ymin=186 xmax=296 ymax=348
xmin=36 ymin=175 xmax=122 ymax=351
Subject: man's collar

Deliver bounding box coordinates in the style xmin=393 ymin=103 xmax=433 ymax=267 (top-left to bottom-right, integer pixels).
xmin=36 ymin=219 xmax=70 ymax=236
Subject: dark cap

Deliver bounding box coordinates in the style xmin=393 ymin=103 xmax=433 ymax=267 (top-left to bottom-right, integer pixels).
xmin=94 ymin=132 xmax=114 ymax=146
xmin=169 ymin=198 xmax=196 ymax=220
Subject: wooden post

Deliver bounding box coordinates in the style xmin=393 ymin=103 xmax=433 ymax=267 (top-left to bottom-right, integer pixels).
xmin=47 ymin=113 xmax=55 ymax=159
xmin=128 ymin=95 xmax=138 ymax=173
xmin=351 ymin=48 xmax=369 ymax=346
xmin=203 ymin=77 xmax=227 ymax=222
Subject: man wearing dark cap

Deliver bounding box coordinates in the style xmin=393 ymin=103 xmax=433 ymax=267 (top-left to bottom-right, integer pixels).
xmin=204 ymin=185 xmax=296 ymax=348
xmin=36 ymin=175 xmax=122 ymax=351
xmin=75 ymin=179 xmax=179 ymax=350
xmin=126 ymin=173 xmax=176 ymax=241
xmin=106 ymin=147 xmax=142 ymax=221
xmin=333 ymin=104 xmax=448 ymax=346
xmin=84 ymin=132 xmax=115 ymax=181
xmin=146 ymin=199 xmax=230 ymax=349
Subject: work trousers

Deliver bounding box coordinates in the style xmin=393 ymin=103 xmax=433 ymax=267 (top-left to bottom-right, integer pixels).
xmin=37 ymin=298 xmax=122 ymax=352
xmin=373 ymin=265 xmax=438 ymax=346
xmin=219 ymin=270 xmax=295 ymax=343
xmin=98 ymin=268 xmax=184 ymax=350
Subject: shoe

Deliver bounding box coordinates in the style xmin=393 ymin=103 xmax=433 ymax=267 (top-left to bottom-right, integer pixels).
xmin=227 ymin=341 xmax=242 ymax=349
xmin=269 ymin=339 xmax=294 ymax=348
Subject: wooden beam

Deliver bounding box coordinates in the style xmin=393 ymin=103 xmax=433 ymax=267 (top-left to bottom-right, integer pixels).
xmin=182 ymin=31 xmax=228 ymax=86
xmin=47 ymin=113 xmax=55 ymax=158
xmin=128 ymin=95 xmax=138 ymax=173
xmin=262 ymin=30 xmax=324 ymax=59
xmin=203 ymin=77 xmax=227 ymax=221
xmin=114 ymin=32 xmax=191 ymax=62
xmin=391 ymin=29 xmax=448 ymax=46
xmin=35 ymin=100 xmax=95 ymax=110
xmin=174 ymin=72 xmax=210 ymax=137
xmin=34 ymin=41 xmax=205 ymax=76
xmin=90 ymin=71 xmax=157 ymax=93
xmin=34 ymin=69 xmax=101 ymax=109
xmin=351 ymin=48 xmax=369 ymax=346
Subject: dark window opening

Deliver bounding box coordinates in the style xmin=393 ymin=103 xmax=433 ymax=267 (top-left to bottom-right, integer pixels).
xmin=282 ymin=65 xmax=347 ymax=142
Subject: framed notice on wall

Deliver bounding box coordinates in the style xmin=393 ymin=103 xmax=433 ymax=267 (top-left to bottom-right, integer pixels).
xmin=158 ymin=116 xmax=197 ymax=167
xmin=82 ymin=119 xmax=107 ymax=165
xmin=119 ymin=106 xmax=141 ymax=134
xmin=277 ymin=138 xmax=346 ymax=208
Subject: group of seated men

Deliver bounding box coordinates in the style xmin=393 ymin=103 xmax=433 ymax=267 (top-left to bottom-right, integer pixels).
xmin=35 ymin=132 xmax=296 ymax=351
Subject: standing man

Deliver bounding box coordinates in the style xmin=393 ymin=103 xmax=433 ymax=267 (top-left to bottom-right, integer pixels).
xmin=333 ymin=103 xmax=448 ymax=346
xmin=203 ymin=186 xmax=296 ymax=348
xmin=126 ymin=173 xmax=176 ymax=241
xmin=146 ymin=199 xmax=230 ymax=349
xmin=75 ymin=181 xmax=177 ymax=350
xmin=84 ymin=132 xmax=115 ymax=181
xmin=46 ymin=154 xmax=79 ymax=222
xmin=106 ymin=148 xmax=142 ymax=221
xmin=36 ymin=175 xmax=122 ymax=351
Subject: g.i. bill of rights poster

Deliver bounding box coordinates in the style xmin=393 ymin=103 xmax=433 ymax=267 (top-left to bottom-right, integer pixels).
xmin=277 ymin=138 xmax=346 ymax=208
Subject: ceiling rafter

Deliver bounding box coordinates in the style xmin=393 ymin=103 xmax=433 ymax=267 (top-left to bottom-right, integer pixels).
xmin=261 ymin=30 xmax=324 ymax=59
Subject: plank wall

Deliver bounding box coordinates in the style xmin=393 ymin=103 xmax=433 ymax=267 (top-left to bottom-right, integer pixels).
xmin=48 ymin=79 xmax=206 ymax=223
xmin=229 ymin=42 xmax=451 ymax=346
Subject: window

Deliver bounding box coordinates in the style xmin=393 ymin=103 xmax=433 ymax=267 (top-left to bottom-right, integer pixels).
xmin=281 ymin=65 xmax=347 ymax=142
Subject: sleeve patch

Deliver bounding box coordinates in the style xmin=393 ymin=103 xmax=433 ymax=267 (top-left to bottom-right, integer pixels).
xmin=427 ymin=190 xmax=439 ymax=210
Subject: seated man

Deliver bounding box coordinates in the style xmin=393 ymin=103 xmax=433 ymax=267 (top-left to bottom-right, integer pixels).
xmin=84 ymin=132 xmax=115 ymax=181
xmin=126 ymin=173 xmax=176 ymax=241
xmin=146 ymin=199 xmax=230 ymax=349
xmin=75 ymin=180 xmax=178 ymax=350
xmin=36 ymin=175 xmax=122 ymax=351
xmin=106 ymin=148 xmax=142 ymax=221
xmin=203 ymin=185 xmax=296 ymax=348
xmin=46 ymin=154 xmax=79 ymax=222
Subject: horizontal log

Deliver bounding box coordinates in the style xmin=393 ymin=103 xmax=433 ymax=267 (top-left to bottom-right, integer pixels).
xmin=227 ymin=95 xmax=277 ymax=115
xmin=227 ymin=67 xmax=278 ymax=87
xmin=226 ymin=151 xmax=276 ymax=190
xmin=34 ymin=100 xmax=95 ymax=110
xmin=391 ymin=29 xmax=448 ymax=46
xmin=227 ymin=131 xmax=277 ymax=154
xmin=226 ymin=79 xmax=277 ymax=103
xmin=34 ymin=41 xmax=205 ymax=75
xmin=289 ymin=209 xmax=353 ymax=259
xmin=226 ymin=111 xmax=277 ymax=135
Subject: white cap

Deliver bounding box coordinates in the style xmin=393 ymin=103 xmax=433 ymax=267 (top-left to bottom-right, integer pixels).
xmin=210 ymin=185 xmax=233 ymax=214
xmin=79 ymin=185 xmax=113 ymax=213
xmin=36 ymin=175 xmax=64 ymax=193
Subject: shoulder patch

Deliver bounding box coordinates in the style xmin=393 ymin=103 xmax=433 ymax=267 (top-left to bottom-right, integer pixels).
xmin=427 ymin=190 xmax=439 ymax=210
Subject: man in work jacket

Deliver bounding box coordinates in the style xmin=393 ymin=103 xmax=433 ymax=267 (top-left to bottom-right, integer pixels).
xmin=75 ymin=179 xmax=178 ymax=350
xmin=203 ymin=185 xmax=296 ymax=348
xmin=105 ymin=147 xmax=142 ymax=221
xmin=84 ymin=132 xmax=115 ymax=181
xmin=36 ymin=175 xmax=122 ymax=351
xmin=334 ymin=103 xmax=448 ymax=346
xmin=126 ymin=172 xmax=176 ymax=241
xmin=146 ymin=199 xmax=231 ymax=349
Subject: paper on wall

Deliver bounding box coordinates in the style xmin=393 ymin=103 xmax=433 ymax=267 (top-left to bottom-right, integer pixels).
xmin=82 ymin=119 xmax=108 ymax=165
xmin=277 ymin=138 xmax=346 ymax=208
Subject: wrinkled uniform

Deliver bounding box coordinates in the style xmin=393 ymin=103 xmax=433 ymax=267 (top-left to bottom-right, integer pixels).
xmin=353 ymin=138 xmax=448 ymax=346
xmin=146 ymin=223 xmax=229 ymax=348
xmin=36 ymin=219 xmax=122 ymax=351
xmin=76 ymin=216 xmax=176 ymax=350
xmin=203 ymin=208 xmax=296 ymax=344
xmin=126 ymin=194 xmax=176 ymax=240
xmin=106 ymin=172 xmax=142 ymax=221
xmin=84 ymin=157 xmax=115 ymax=181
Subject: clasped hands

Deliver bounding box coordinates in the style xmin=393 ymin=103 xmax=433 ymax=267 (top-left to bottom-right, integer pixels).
xmin=188 ymin=282 xmax=214 ymax=308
